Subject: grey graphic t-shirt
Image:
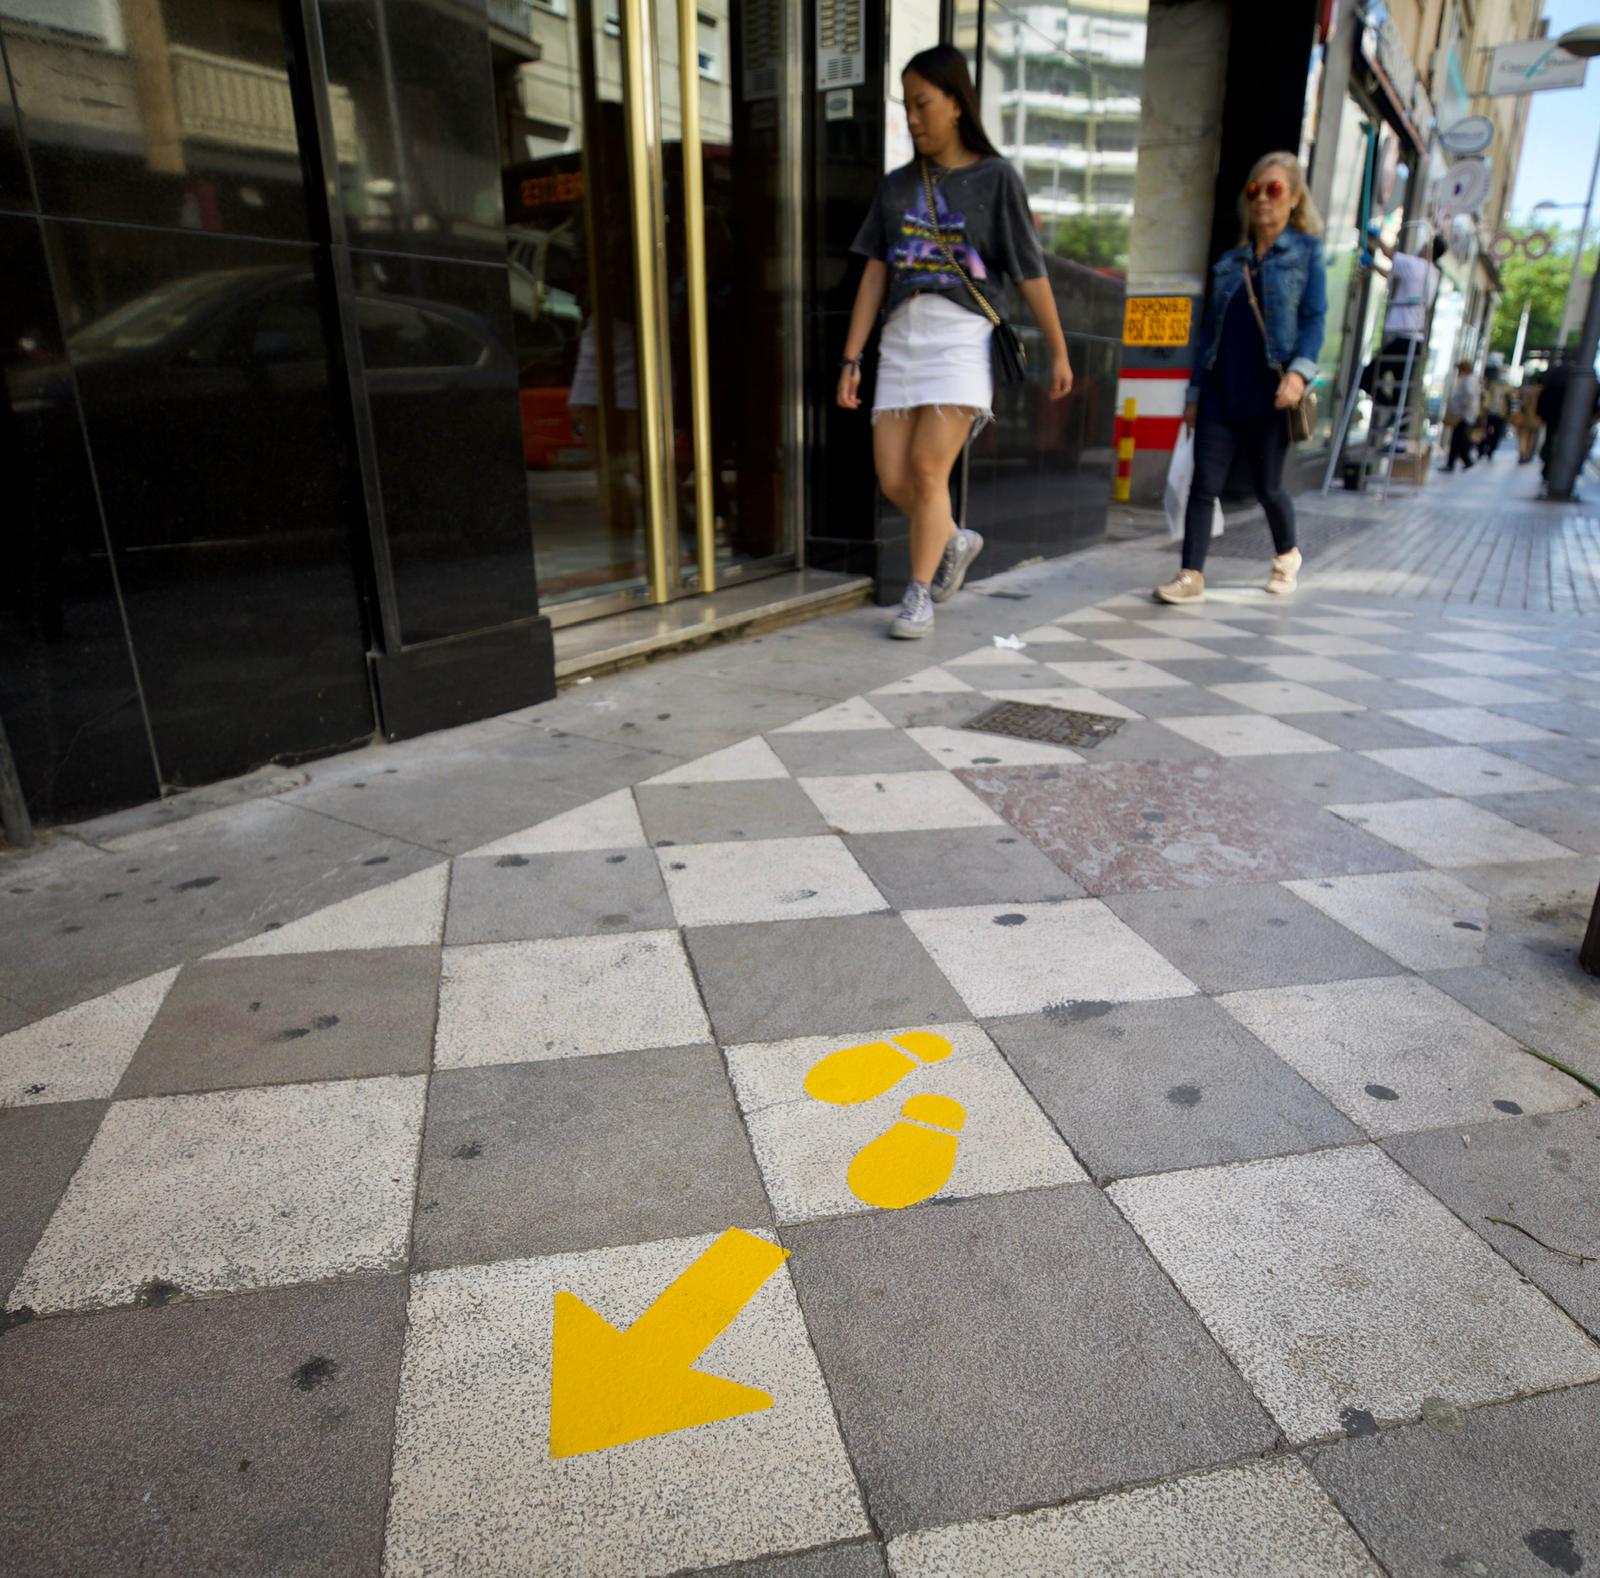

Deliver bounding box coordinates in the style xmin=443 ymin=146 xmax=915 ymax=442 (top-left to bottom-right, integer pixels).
xmin=850 ymin=157 xmax=1047 ymax=323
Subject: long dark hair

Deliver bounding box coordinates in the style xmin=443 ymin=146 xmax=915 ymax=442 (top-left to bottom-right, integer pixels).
xmin=903 ymin=45 xmax=1001 ymax=161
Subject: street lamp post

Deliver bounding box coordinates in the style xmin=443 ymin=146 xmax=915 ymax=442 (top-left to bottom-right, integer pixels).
xmin=1545 ymin=24 xmax=1600 ymax=502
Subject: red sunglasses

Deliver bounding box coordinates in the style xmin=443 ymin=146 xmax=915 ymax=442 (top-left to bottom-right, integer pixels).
xmin=1247 ymin=179 xmax=1287 ymax=200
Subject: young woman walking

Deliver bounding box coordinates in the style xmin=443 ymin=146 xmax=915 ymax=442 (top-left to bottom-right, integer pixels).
xmin=1155 ymin=151 xmax=1326 ymax=605
xmin=838 ymin=45 xmax=1073 ymax=639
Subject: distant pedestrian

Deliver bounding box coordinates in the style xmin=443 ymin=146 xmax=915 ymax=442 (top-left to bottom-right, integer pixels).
xmin=1442 ymin=360 xmax=1480 ymax=472
xmin=1155 ymin=151 xmax=1326 ymax=605
xmin=839 ymin=44 xmax=1073 ymax=640
xmin=1515 ymin=366 xmax=1545 ymax=465
xmin=1480 ymin=362 xmax=1510 ymax=459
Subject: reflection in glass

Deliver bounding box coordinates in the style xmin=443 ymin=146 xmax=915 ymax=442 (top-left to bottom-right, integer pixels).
xmin=1313 ymin=106 xmax=1370 ymax=445
xmin=2 ymin=0 xmax=316 ymax=239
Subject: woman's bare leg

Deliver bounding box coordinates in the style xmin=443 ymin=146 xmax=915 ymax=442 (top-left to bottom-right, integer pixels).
xmin=905 ymin=406 xmax=976 ymax=584
xmin=872 ymin=410 xmax=917 ymax=516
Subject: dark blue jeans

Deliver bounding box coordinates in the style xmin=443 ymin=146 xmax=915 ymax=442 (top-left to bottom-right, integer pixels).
xmin=1183 ymin=413 xmax=1297 ymax=573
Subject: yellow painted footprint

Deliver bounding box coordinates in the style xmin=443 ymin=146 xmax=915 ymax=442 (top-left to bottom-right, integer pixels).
xmin=803 ymin=1030 xmax=953 ymax=1105
xmin=846 ymin=1093 xmax=966 ymax=1211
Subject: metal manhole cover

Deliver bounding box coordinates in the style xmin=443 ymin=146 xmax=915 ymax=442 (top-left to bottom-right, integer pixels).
xmin=961 ymin=700 xmax=1126 ymax=748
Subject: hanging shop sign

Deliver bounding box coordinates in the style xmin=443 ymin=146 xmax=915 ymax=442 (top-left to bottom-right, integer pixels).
xmin=1358 ymin=0 xmax=1426 ymax=147
xmin=1438 ymin=115 xmax=1495 ymax=156
xmin=1486 ymin=39 xmax=1589 ymax=96
xmin=1488 ymin=229 xmax=1553 ymax=261
xmin=1434 ymin=157 xmax=1492 ymax=219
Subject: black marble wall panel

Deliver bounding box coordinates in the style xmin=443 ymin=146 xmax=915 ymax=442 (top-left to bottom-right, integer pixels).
xmin=0 ymin=214 xmax=160 ymax=821
xmin=45 ymin=220 xmax=375 ymax=790
xmin=0 ymin=34 xmax=29 ymax=214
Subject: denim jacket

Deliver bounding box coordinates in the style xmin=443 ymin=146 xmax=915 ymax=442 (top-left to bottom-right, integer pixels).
xmin=1186 ymin=228 xmax=1327 ymax=404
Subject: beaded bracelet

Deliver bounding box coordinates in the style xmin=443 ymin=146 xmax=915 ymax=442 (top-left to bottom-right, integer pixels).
xmin=839 ymin=355 xmax=862 ymax=371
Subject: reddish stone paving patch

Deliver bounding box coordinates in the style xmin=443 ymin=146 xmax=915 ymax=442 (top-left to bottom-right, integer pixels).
xmin=956 ymin=761 xmax=1420 ymax=895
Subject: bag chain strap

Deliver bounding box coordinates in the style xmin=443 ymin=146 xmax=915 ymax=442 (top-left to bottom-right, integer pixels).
xmin=920 ymin=159 xmax=1002 ymax=332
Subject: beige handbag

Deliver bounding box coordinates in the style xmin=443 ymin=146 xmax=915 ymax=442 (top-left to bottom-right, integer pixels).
xmin=1242 ymin=258 xmax=1317 ymax=443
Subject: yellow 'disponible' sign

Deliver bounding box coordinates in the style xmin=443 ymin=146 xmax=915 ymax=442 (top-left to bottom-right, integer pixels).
xmin=1123 ymin=296 xmax=1193 ymax=348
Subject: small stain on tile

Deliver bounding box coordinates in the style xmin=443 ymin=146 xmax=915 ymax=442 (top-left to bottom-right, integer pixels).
xmin=1339 ymin=1406 xmax=1379 ymax=1438
xmin=291 ymin=1356 xmax=339 ymax=1392
xmin=496 ymin=855 xmax=530 ymax=869
xmin=452 ymin=1140 xmax=484 ymax=1161
xmin=1364 ymin=1083 xmax=1400 ymax=1101
xmin=1492 ymin=1099 xmax=1524 ymax=1115
xmin=1167 ymin=1084 xmax=1202 ymax=1107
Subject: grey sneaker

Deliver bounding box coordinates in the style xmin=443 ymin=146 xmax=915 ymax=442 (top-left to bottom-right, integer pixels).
xmin=889 ymin=581 xmax=935 ymax=639
xmin=931 ymin=528 xmax=984 ymax=604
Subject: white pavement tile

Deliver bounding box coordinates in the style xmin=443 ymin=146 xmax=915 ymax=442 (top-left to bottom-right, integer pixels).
xmin=1179 ymin=590 xmax=1276 ymax=616
xmin=0 ymin=967 xmax=179 ymax=1107
xmin=1320 ymin=603 xmax=1414 ymax=619
xmin=1292 ymin=616 xmax=1407 ymax=638
xmin=383 ymin=1236 xmax=870 ymax=1578
xmin=889 ymin=1459 xmax=1381 ymax=1578
xmin=1417 ymin=652 xmax=1553 ymax=678
xmin=944 ymin=646 xmax=1037 ymax=668
xmin=647 ymin=738 xmax=791 ymax=784
xmin=466 ymin=789 xmax=647 ymax=857
xmin=1404 ymin=676 xmax=1554 ymax=707
xmin=1100 ymin=592 xmax=1156 ymax=608
xmin=1128 ymin=617 xmax=1256 ymax=640
xmin=1238 ymin=656 xmax=1374 ymax=683
xmin=870 ymin=666 xmax=975 ymax=695
xmin=658 ymin=836 xmax=886 ymax=927
xmin=1364 ymin=746 xmax=1570 ymax=796
xmin=1265 ymin=635 xmax=1389 ymax=657
xmin=1329 ymin=797 xmax=1576 ymax=866
xmin=1093 ymin=637 xmax=1228 ymax=661
xmin=1048 ymin=659 xmax=1190 ymax=690
xmin=1282 ymin=871 xmax=1489 ymax=970
xmin=1158 ymin=715 xmax=1340 ymax=757
xmin=8 ymin=1075 xmax=425 ymax=1314
xmin=725 ymin=1021 xmax=1085 ymax=1223
xmin=772 ymin=697 xmax=894 ymax=732
xmin=434 ymin=932 xmax=710 ymax=1068
xmin=797 ymin=771 xmax=1003 ymax=834
xmin=1387 ymin=707 xmax=1559 ymax=745
xmin=1219 ymin=974 xmax=1584 ymax=1136
xmin=982 ymin=687 xmax=1144 ymax=719
xmin=1109 ymin=1146 xmax=1600 ymax=1444
xmin=1427 ymin=631 xmax=1552 ymax=654
xmin=208 ymin=864 xmax=449 ymax=958
xmin=905 ymin=726 xmax=1083 ymax=769
xmin=1208 ymin=681 xmax=1357 ymax=715
xmin=1016 ymin=625 xmax=1087 ymax=644
xmin=902 ymin=899 xmax=1197 ymax=1017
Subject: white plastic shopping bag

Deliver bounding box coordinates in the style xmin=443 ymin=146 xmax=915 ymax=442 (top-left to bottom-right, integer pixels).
xmin=1162 ymin=428 xmax=1223 ymax=541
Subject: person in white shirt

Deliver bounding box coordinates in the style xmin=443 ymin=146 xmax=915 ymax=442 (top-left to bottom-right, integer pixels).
xmin=1443 ymin=359 xmax=1481 ymax=472
xmin=1361 ymin=233 xmax=1446 ymax=446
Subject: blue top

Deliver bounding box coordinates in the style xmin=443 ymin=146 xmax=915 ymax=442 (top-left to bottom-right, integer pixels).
xmin=1200 ymin=262 xmax=1278 ymax=422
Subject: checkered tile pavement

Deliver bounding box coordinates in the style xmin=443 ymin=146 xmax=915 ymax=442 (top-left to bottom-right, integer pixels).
xmin=5 ymin=581 xmax=1600 ymax=1576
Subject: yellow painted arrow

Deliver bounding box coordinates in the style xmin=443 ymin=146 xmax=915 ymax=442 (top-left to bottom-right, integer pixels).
xmin=549 ymin=1228 xmax=790 ymax=1459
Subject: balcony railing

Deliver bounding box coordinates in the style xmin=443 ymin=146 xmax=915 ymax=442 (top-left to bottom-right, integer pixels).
xmin=171 ymin=45 xmax=356 ymax=162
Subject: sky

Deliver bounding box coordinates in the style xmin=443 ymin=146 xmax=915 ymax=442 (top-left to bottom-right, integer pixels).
xmin=1506 ymin=0 xmax=1600 ymax=227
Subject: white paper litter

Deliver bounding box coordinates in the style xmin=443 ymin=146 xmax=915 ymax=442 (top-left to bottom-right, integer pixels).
xmin=993 ymin=635 xmax=1027 ymax=650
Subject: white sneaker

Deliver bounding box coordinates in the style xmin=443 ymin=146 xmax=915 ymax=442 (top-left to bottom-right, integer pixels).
xmin=931 ymin=529 xmax=984 ymax=604
xmin=889 ymin=582 xmax=935 ymax=639
xmin=1153 ymin=569 xmax=1206 ymax=605
xmin=1267 ymin=548 xmax=1302 ymax=595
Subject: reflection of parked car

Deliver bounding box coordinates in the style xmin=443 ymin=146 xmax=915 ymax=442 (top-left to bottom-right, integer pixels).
xmin=507 ymin=221 xmax=586 ymax=470
xmin=11 ymin=266 xmax=517 ymax=548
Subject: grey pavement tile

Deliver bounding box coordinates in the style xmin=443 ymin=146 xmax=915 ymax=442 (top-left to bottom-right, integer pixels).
xmin=1308 ymin=1386 xmax=1600 ymax=1578
xmin=647 ymin=737 xmax=791 ymax=784
xmin=1449 ymin=857 xmax=1600 ymax=973
xmin=0 ymin=995 xmax=35 ymax=1035
xmin=1488 ymin=700 xmax=1600 ymax=735
xmin=1406 ymin=676 xmax=1556 ymax=707
xmin=889 ymin=1459 xmax=1382 ymax=1578
xmin=1329 ymin=798 xmax=1576 ymax=867
xmin=413 ymin=1047 xmax=771 ymax=1269
xmin=1471 ymin=789 xmax=1600 ymax=853
xmin=1300 ymin=679 xmax=1456 ymax=711
xmin=1063 ymin=719 xmax=1220 ymax=764
xmin=1334 ymin=652 xmax=1469 ymax=681
xmin=1220 ymin=974 xmax=1584 ymax=1138
xmin=771 ymin=697 xmax=897 ymax=732
xmin=118 ymin=947 xmax=440 ymax=1098
xmin=988 ymin=998 xmax=1360 ymax=1182
xmin=843 ymin=827 xmax=1084 ymax=909
xmin=467 ymin=788 xmax=647 ymax=856
xmin=1048 ymin=658 xmax=1191 ymax=690
xmin=859 ymin=690 xmax=992 ymax=731
xmin=902 ymin=725 xmax=1084 ymax=769
xmin=1242 ymin=750 xmax=1433 ymax=806
xmin=1105 ymin=883 xmax=1403 ymax=993
xmin=1110 ymin=1146 xmax=1600 ymax=1445
xmin=208 ymin=862 xmax=449 ymax=958
xmin=1384 ymin=1104 xmax=1600 ymax=1341
xmin=1284 ymin=870 xmax=1490 ymax=971
xmin=1387 ymin=706 xmax=1561 ymax=745
xmin=384 ymin=1238 xmax=869 ymax=1576
xmin=0 ymin=800 xmax=439 ymax=1020
xmin=637 ymin=779 xmax=833 ymax=844
xmin=1288 ymin=710 xmax=1455 ymax=752
xmin=686 ymin=912 xmax=968 ymax=1046
xmin=0 ymin=967 xmax=179 ymax=1107
xmin=1415 ymin=652 xmax=1556 ymax=680
xmin=435 ymin=931 xmax=711 ymax=1068
xmin=1100 ymin=684 xmax=1255 ymax=718
xmin=692 ymin=1541 xmax=887 ymax=1578
xmin=961 ymin=760 xmax=1417 ymax=896
xmin=1428 ymin=957 xmax=1600 ymax=1086
xmin=764 ymin=729 xmax=941 ymax=778
xmin=0 ymin=1101 xmax=107 ymax=1301
xmin=445 ymin=848 xmax=673 ymax=944
xmin=7 ymin=1075 xmax=426 ymax=1315
xmin=1483 ymin=735 xmax=1600 ymax=785
xmin=783 ymin=1187 xmax=1276 ymax=1538
xmin=1208 ymin=680 xmax=1361 ymax=715
xmin=0 ymin=1276 xmax=407 ymax=1578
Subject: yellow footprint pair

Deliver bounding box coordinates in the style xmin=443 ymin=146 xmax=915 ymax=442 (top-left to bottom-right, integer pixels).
xmin=804 ymin=1031 xmax=966 ymax=1210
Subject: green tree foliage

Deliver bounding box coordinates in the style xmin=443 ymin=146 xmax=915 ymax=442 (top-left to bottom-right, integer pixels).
xmin=1490 ymin=227 xmax=1600 ymax=355
xmin=1049 ymin=211 xmax=1131 ymax=271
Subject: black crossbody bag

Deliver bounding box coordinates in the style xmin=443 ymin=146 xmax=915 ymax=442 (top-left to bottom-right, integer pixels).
xmin=919 ymin=159 xmax=1029 ymax=386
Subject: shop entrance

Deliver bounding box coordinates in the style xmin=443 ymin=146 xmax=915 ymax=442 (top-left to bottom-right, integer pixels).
xmin=490 ymin=0 xmax=802 ymax=624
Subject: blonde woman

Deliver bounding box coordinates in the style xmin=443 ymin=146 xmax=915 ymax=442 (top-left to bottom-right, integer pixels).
xmin=1156 ymin=152 xmax=1326 ymax=604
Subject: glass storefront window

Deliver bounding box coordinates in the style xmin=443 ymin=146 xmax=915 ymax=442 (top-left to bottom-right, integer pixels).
xmin=1310 ymin=100 xmax=1370 ymax=445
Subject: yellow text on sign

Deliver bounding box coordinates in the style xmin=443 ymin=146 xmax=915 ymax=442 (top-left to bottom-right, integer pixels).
xmin=549 ymin=1228 xmax=789 ymax=1459
xmin=1123 ymin=296 xmax=1193 ymax=348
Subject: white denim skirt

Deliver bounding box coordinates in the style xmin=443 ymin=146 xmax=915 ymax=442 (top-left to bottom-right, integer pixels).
xmin=873 ymin=292 xmax=994 ymax=427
